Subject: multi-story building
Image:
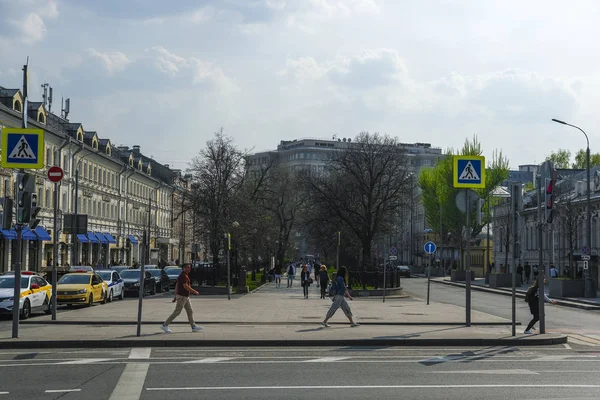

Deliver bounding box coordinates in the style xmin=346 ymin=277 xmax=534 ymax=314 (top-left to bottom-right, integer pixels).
xmin=0 ymin=85 xmax=182 ymax=271
xmin=247 ymin=137 xmax=444 ymax=263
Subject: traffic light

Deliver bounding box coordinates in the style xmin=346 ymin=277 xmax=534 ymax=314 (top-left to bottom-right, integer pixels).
xmin=476 ymin=198 xmax=485 ymax=225
xmin=28 ymin=193 xmax=41 ymax=228
xmin=16 ymin=173 xmax=35 ymax=224
xmin=1 ymin=197 xmax=13 ymax=230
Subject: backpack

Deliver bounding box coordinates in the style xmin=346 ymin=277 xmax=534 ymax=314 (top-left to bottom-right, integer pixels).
xmin=524 ymin=286 xmax=537 ymax=303
xmin=288 ymin=265 xmax=294 ymax=275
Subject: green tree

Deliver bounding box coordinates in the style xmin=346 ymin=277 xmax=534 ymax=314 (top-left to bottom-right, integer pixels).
xmin=545 ymin=149 xmax=571 ymax=169
xmin=572 ymin=149 xmax=600 ymax=169
xmin=418 ymin=135 xmax=509 ymax=269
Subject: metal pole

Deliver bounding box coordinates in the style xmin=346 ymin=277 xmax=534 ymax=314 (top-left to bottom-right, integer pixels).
xmin=12 ymin=226 xmax=22 ymax=338
xmin=227 ymin=233 xmax=231 ymax=300
xmin=439 ymin=202 xmax=443 ymax=275
xmin=465 ymin=189 xmax=471 ymax=327
xmin=71 ymin=169 xmax=78 ymax=266
xmin=137 ymin=229 xmax=146 ymax=337
xmin=537 ymin=175 xmax=546 ymax=334
xmin=486 ymin=191 xmax=490 ymax=281
xmin=383 ymin=252 xmax=387 ymax=303
xmin=336 ymin=231 xmax=340 ymax=270
xmin=52 ymin=182 xmax=58 ymax=320
xmin=511 ymin=183 xmax=519 ymax=336
xmin=427 ymin=251 xmax=431 ymax=305
xmin=586 ymin=146 xmax=593 ymax=297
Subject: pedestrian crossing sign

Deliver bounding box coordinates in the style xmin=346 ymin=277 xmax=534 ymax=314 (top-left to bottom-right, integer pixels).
xmin=1 ymin=127 xmax=44 ymax=169
xmin=453 ymin=156 xmax=485 ymax=188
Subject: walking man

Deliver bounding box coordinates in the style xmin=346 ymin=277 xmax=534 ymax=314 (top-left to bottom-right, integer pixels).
xmin=161 ymin=263 xmax=202 ymax=333
xmin=286 ymin=263 xmax=296 ymax=288
xmin=274 ymin=262 xmax=282 ymax=288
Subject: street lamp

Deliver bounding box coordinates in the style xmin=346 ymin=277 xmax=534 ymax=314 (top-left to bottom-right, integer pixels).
xmin=551 ymin=118 xmax=595 ymax=297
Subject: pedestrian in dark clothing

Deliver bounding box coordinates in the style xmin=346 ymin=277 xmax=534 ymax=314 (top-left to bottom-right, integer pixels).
xmin=319 ymin=265 xmax=329 ymax=299
xmin=301 ymin=264 xmax=311 ymax=298
xmin=517 ymin=264 xmax=523 ymax=284
xmin=321 ymin=266 xmax=359 ymax=327
xmin=524 ymin=263 xmax=531 ymax=283
xmin=524 ymin=278 xmax=557 ymax=334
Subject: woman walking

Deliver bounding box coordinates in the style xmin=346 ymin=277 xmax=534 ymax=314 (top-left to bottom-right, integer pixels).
xmin=321 ymin=266 xmax=359 ymax=327
xmin=524 ymin=277 xmax=556 ymax=334
xmin=300 ymin=264 xmax=311 ymax=299
xmin=318 ymin=265 xmax=329 ymax=299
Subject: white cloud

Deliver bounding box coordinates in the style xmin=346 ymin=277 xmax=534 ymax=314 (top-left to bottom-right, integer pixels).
xmin=0 ymin=0 xmax=59 ymax=44
xmin=147 ymin=46 xmax=190 ymax=76
xmin=191 ymin=59 xmax=239 ymax=93
xmin=238 ymin=23 xmax=267 ymax=35
xmin=279 ymin=57 xmax=327 ymax=81
xmin=265 ymin=0 xmax=286 ymax=10
xmin=329 ymin=49 xmax=408 ymax=88
xmin=189 ymin=7 xmax=215 ymax=23
xmin=86 ymin=49 xmax=131 ymax=74
xmin=20 ymin=13 xmax=47 ymax=44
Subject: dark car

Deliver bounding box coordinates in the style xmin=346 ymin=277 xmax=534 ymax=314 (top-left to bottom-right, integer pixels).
xmin=148 ymin=268 xmax=170 ymax=293
xmin=110 ymin=266 xmax=131 ymax=275
xmin=164 ymin=267 xmax=181 ymax=289
xmin=119 ymin=269 xmax=156 ymax=296
xmin=397 ymin=265 xmax=411 ymax=278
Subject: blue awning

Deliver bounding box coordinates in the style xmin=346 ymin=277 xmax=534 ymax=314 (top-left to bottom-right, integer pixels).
xmin=128 ymin=235 xmax=138 ymax=245
xmin=94 ymin=232 xmax=108 ymax=244
xmin=22 ymin=227 xmax=37 ymax=241
xmin=103 ymin=233 xmax=117 ymax=244
xmin=1 ymin=229 xmax=16 ymax=240
xmin=87 ymin=232 xmax=99 ymax=243
xmin=76 ymin=234 xmax=89 ymax=243
xmin=34 ymin=226 xmax=51 ymax=241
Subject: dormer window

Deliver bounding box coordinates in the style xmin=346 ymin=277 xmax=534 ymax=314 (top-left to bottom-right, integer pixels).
xmin=37 ymin=112 xmax=45 ymax=124
xmin=129 ymin=153 xmax=134 ymax=167
xmin=147 ymin=165 xmax=152 ymax=176
xmin=14 ymin=100 xmax=22 ymax=112
xmin=106 ymin=145 xmax=111 ymax=156
xmin=77 ymin=131 xmax=84 ymax=142
xmin=138 ymin=160 xmax=143 ymax=170
xmin=92 ymin=138 xmax=98 ymax=150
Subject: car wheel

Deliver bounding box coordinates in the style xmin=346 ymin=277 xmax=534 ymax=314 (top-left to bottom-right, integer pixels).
xmin=44 ymin=295 xmax=52 ymax=314
xmin=87 ymin=294 xmax=94 ymax=307
xmin=107 ymin=290 xmax=113 ymax=303
xmin=100 ymin=290 xmax=107 ymax=304
xmin=21 ymin=299 xmax=31 ymax=319
xmin=118 ymin=289 xmax=124 ymax=300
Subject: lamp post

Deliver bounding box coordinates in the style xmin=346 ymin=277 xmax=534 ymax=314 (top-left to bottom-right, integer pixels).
xmin=552 ymin=118 xmax=595 ymax=297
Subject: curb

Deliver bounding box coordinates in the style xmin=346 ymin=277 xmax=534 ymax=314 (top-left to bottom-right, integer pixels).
xmin=19 ymin=320 xmax=519 ymax=326
xmin=0 ymin=336 xmax=567 ymax=349
xmin=431 ymin=279 xmax=600 ymax=311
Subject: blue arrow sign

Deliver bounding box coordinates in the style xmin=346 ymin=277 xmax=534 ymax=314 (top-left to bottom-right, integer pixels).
xmin=424 ymin=241 xmax=437 ymax=254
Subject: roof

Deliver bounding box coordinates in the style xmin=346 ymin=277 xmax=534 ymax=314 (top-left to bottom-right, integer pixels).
xmin=99 ymin=138 xmax=111 ymax=146
xmin=27 ymin=101 xmax=43 ymax=110
xmin=0 ymin=88 xmax=19 ymax=98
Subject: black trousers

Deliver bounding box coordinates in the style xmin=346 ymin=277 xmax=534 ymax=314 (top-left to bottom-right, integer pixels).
xmin=526 ymin=301 xmax=539 ymax=331
xmin=303 ymin=284 xmax=309 ymax=297
xmin=320 ymin=285 xmax=327 ymax=299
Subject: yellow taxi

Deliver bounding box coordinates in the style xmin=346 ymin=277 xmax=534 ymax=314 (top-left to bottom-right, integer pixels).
xmin=56 ymin=271 xmax=108 ymax=307
xmin=0 ymin=271 xmax=53 ymax=319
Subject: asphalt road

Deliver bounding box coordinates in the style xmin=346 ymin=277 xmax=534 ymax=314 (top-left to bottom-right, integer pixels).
xmin=402 ymin=277 xmax=600 ymax=334
xmin=0 ymin=346 xmax=598 ymax=399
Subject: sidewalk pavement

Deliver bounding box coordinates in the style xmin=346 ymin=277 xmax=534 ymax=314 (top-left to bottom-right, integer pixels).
xmin=0 ymin=281 xmax=566 ymax=348
xmin=430 ymin=276 xmax=600 ymax=311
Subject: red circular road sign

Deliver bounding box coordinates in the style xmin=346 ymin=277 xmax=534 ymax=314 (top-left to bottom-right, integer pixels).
xmin=47 ymin=166 xmax=64 ymax=183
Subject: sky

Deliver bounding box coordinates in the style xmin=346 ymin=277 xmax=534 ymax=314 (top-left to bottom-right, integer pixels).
xmin=1 ymin=0 xmax=599 ymax=171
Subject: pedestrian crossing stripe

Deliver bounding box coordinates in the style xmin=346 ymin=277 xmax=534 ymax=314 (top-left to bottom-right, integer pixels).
xmin=8 ymin=135 xmax=36 ymax=159
xmin=458 ymin=161 xmax=480 ymax=181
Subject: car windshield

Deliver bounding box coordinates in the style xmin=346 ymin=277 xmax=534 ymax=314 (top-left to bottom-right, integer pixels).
xmin=148 ymin=270 xmax=162 ymax=277
xmin=58 ymin=274 xmax=91 ymax=285
xmin=0 ymin=277 xmax=28 ymax=289
xmin=120 ymin=270 xmax=141 ymax=279
xmin=97 ymin=271 xmax=113 ymax=281
xmin=165 ymin=268 xmax=181 ymax=276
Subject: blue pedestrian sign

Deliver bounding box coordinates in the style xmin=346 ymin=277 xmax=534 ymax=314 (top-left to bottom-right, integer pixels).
xmin=389 ymin=246 xmax=397 ymax=255
xmin=1 ymin=128 xmax=44 ymax=169
xmin=424 ymin=241 xmax=436 ymax=254
xmin=453 ymin=156 xmax=485 ymax=189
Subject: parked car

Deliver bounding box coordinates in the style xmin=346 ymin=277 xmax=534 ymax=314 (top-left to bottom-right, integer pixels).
xmin=110 ymin=266 xmax=130 ymax=275
xmin=397 ymin=265 xmax=411 ymax=278
xmin=96 ymin=270 xmax=125 ymax=302
xmin=144 ymin=265 xmax=159 ymax=269
xmin=164 ymin=267 xmax=181 ymax=289
xmin=147 ymin=268 xmax=170 ymax=293
xmin=120 ymin=269 xmax=156 ymax=296
xmin=69 ymin=266 xmax=94 ymax=273
xmin=56 ymin=272 xmax=108 ymax=307
xmin=0 ymin=272 xmax=52 ymax=319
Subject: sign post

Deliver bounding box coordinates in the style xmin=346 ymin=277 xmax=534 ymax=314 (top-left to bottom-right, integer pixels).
xmin=424 ymin=241 xmax=436 ymax=305
xmin=48 ymin=166 xmax=64 ymax=320
xmin=453 ymin=155 xmax=485 ymax=327
xmin=385 ymin=247 xmax=397 ymax=303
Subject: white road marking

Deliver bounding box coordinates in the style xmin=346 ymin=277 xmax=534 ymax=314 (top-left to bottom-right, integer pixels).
xmin=0 ymin=392 xmax=7 ymax=395
xmin=304 ymin=357 xmax=350 ymax=363
xmin=128 ymin=348 xmax=151 ymax=359
xmin=184 ymin=357 xmax=236 ymax=363
xmin=146 ymin=384 xmax=600 ymax=391
xmin=563 ymin=343 xmax=572 ymax=349
xmin=429 ymin=369 xmax=537 ymax=375
xmin=109 ymin=363 xmax=149 ymax=400
xmin=58 ymin=358 xmax=113 ymax=365
xmin=45 ymin=389 xmax=81 ymax=393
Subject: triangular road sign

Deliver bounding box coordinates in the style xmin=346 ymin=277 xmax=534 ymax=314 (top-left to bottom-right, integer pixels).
xmin=458 ymin=161 xmax=480 ymax=181
xmin=8 ymin=135 xmax=36 ymax=159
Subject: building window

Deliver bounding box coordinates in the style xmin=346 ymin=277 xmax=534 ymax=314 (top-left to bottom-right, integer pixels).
xmin=77 ymin=131 xmax=84 ymax=142
xmin=46 ymin=148 xmax=52 ymax=166
xmin=63 ymin=155 xmax=69 ymax=172
xmin=13 ymin=100 xmax=22 ymax=112
xmin=38 ymin=112 xmax=46 ymax=124
xmin=103 ymin=170 xmax=106 ymax=185
xmin=94 ymin=166 xmax=98 ymax=182
xmin=106 ymin=145 xmax=111 ymax=156
xmin=45 ymin=189 xmax=51 ymax=208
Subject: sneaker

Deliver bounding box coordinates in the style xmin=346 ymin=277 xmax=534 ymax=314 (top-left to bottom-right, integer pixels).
xmin=320 ymin=322 xmax=330 ymax=328
xmin=191 ymin=325 xmax=203 ymax=332
xmin=160 ymin=324 xmax=172 ymax=334
xmin=523 ymin=330 xmax=533 ymax=334
xmin=351 ymin=322 xmax=360 ymax=327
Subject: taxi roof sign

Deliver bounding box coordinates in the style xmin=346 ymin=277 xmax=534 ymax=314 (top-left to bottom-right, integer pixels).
xmin=1 ymin=128 xmax=44 ymax=169
xmin=453 ymin=155 xmax=485 ymax=189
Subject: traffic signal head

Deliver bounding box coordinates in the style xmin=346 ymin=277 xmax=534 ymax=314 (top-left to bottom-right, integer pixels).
xmin=28 ymin=193 xmax=41 ymax=228
xmin=16 ymin=173 xmax=35 ymax=224
xmin=1 ymin=197 xmax=13 ymax=230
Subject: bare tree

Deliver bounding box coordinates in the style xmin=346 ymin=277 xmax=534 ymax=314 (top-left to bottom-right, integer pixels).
xmin=300 ymin=132 xmax=412 ymax=278
xmin=553 ymin=179 xmax=584 ymax=278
